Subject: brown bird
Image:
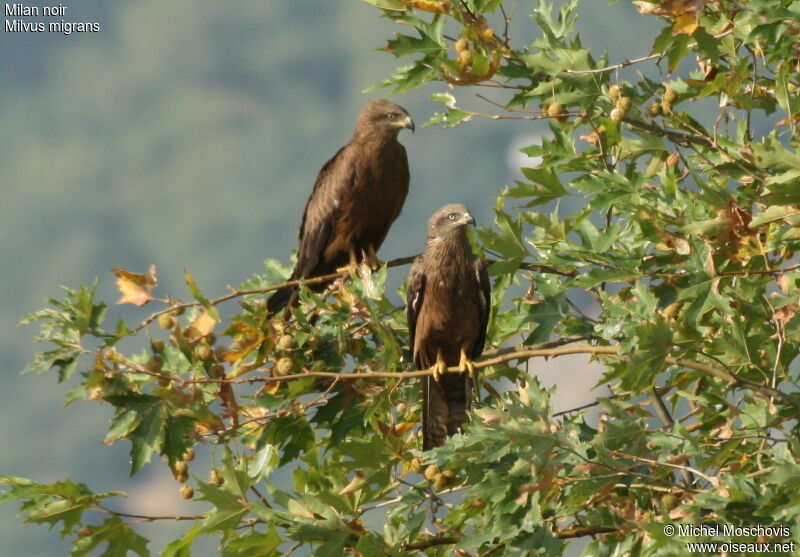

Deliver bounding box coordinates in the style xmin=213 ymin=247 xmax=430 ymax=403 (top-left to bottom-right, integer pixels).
xmin=407 ymin=204 xmax=491 ymax=449
xmin=268 ymin=99 xmax=414 ymax=316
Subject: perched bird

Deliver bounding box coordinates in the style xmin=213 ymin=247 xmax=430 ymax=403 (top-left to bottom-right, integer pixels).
xmin=406 ymin=204 xmax=491 ymax=449
xmin=268 ymin=99 xmax=414 ymax=316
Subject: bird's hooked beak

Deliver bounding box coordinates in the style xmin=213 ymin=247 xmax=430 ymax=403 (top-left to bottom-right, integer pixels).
xmin=460 ymin=212 xmax=476 ymax=227
xmin=401 ymin=115 xmax=415 ymax=133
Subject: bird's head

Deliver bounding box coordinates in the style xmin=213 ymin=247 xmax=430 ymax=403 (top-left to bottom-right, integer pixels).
xmin=428 ymin=203 xmax=475 ymax=239
xmin=357 ymin=99 xmax=415 ymax=137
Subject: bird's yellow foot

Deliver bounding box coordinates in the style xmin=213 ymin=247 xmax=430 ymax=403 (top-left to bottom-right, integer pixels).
xmin=363 ymin=246 xmax=384 ymax=271
xmin=458 ymin=348 xmax=477 ymax=379
xmin=336 ymin=248 xmax=360 ymax=276
xmin=430 ymin=350 xmax=447 ymax=382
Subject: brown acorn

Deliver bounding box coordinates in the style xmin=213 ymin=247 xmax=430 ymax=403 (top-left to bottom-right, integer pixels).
xmin=170 ymin=305 xmax=185 ymax=317
xmin=210 ymin=363 xmax=225 ymax=378
xmin=174 ymin=460 xmax=189 ymax=475
xmin=455 ymin=38 xmax=468 ymax=53
xmin=151 ymin=339 xmax=165 ymax=353
xmin=409 ymin=457 xmax=424 ymax=474
xmin=458 ymin=49 xmax=473 ymax=69
xmin=277 ymin=334 xmax=296 ymax=352
xmin=158 ymin=314 xmax=176 ymax=330
xmin=179 ymin=485 xmax=194 ymax=499
xmin=146 ymin=355 xmax=164 ymax=373
xmin=214 ymin=346 xmax=228 ymax=361
xmin=182 ymin=448 xmax=196 ymax=462
xmin=663 ymin=87 xmax=678 ymax=103
xmin=660 ymin=102 xmax=673 ymax=116
xmin=616 ymin=96 xmax=632 ymax=112
xmin=648 ymin=102 xmax=661 ymax=117
xmin=610 ymin=108 xmax=624 ymax=123
xmin=209 ymin=469 xmax=224 ymax=487
xmin=275 ymin=357 xmax=294 ymax=376
xmin=195 ymin=344 xmax=213 ymax=362
xmin=423 ymin=464 xmax=440 ymax=481
xmin=608 ymin=84 xmax=621 ymax=101
xmin=546 ymin=102 xmax=567 ymax=123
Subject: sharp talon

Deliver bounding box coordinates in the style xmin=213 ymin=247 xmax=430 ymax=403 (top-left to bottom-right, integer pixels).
xmin=458 ymin=349 xmax=476 ymax=379
xmin=364 ymin=246 xmax=384 ymax=271
xmin=335 ymin=263 xmax=359 ymax=276
xmin=336 ymin=248 xmax=360 ymax=276
xmin=430 ymin=350 xmax=447 ymax=382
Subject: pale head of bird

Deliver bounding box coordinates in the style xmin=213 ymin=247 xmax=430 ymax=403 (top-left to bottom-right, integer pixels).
xmin=427 ymin=203 xmax=476 ymax=240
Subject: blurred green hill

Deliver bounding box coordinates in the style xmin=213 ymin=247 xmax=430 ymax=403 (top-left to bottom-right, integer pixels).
xmin=1 ymin=1 xmax=653 ymax=554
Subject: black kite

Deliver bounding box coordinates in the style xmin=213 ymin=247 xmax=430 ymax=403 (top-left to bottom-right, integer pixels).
xmin=407 ymin=204 xmax=490 ymax=449
xmin=268 ymin=99 xmax=414 ymax=316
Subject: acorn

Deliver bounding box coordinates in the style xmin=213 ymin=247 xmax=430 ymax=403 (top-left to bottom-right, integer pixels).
xmin=648 ymin=102 xmax=661 ymax=117
xmin=146 ymin=355 xmax=164 ymax=373
xmin=214 ymin=346 xmax=228 ymax=361
xmin=663 ymin=87 xmax=678 ymax=103
xmin=608 ymin=84 xmax=621 ymax=101
xmin=455 ymin=38 xmax=468 ymax=53
xmin=158 ymin=314 xmax=176 ymax=330
xmin=660 ymin=102 xmax=673 ymax=116
xmin=610 ymin=108 xmax=624 ymax=123
xmin=182 ymin=448 xmax=196 ymax=462
xmin=210 ymin=363 xmax=225 ymax=378
xmin=546 ymin=102 xmax=567 ymax=123
xmin=441 ymin=469 xmax=456 ymax=484
xmin=174 ymin=460 xmax=189 ymax=475
xmin=209 ymin=469 xmax=224 ymax=487
xmin=205 ymin=333 xmax=216 ymax=345
xmin=179 ymin=485 xmax=194 ymax=499
xmin=277 ymin=335 xmax=296 ymax=352
xmin=409 ymin=457 xmax=424 ymax=474
xmin=175 ymin=471 xmax=188 ymax=483
xmin=170 ymin=305 xmax=185 ymax=317
xmin=275 ymin=357 xmax=294 ymax=376
xmin=195 ymin=344 xmax=213 ymax=362
xmin=458 ymin=49 xmax=473 ymax=69
xmin=150 ymin=339 xmax=165 ymax=353
xmin=616 ymin=96 xmax=632 ymax=112
xmin=423 ymin=464 xmax=440 ymax=481
xmin=433 ymin=473 xmax=448 ymax=491
xmin=479 ymin=27 xmax=494 ymax=41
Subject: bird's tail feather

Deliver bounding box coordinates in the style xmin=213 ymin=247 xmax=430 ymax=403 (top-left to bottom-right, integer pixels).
xmin=422 ymin=374 xmax=468 ymax=450
xmin=266 ymin=285 xmax=297 ymax=315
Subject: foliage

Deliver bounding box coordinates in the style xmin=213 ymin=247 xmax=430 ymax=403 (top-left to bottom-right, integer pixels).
xmin=4 ymin=0 xmax=800 ymax=555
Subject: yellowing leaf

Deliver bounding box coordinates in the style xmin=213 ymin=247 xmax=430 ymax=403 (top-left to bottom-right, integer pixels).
xmin=672 ymin=12 xmax=699 ymax=35
xmin=184 ymin=311 xmax=217 ymax=341
xmin=111 ymin=265 xmax=157 ymax=307
xmin=402 ymin=0 xmax=450 ymax=13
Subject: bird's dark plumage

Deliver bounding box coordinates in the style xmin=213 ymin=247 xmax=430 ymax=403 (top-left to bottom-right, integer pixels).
xmin=268 ymin=99 xmax=414 ymax=316
xmin=407 ymin=204 xmax=490 ymax=449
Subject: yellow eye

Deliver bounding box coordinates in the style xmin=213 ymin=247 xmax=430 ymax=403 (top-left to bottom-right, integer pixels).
xmin=386 ymin=113 xmax=396 ymax=120
xmin=448 ymin=214 xmax=457 ymax=220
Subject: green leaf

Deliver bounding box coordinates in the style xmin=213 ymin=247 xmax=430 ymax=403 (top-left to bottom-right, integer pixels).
xmin=70 ymin=516 xmax=150 ymax=557
xmin=183 ymin=269 xmax=220 ymax=321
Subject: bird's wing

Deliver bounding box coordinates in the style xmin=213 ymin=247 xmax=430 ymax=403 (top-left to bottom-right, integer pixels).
xmin=472 ymin=257 xmax=491 ymax=359
xmin=295 ymin=145 xmax=353 ymax=278
xmin=406 ymin=256 xmax=426 ymax=363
